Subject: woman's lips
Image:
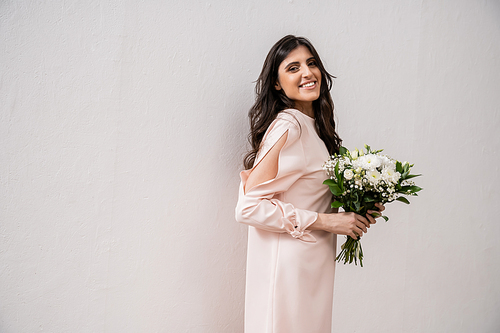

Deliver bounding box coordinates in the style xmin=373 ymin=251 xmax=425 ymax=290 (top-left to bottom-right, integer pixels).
xmin=299 ymin=81 xmax=317 ymax=89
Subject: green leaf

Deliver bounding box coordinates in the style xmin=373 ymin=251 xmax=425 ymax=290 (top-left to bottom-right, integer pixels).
xmin=364 ymin=192 xmax=376 ymax=202
xmin=403 ymin=174 xmax=421 ymax=180
xmin=328 ymin=183 xmax=343 ymax=196
xmin=339 ymin=146 xmax=348 ymax=155
xmin=323 ymin=179 xmax=337 ymax=186
xmin=400 ymin=185 xmax=422 ymax=193
xmin=403 ymin=163 xmax=410 ymax=175
xmin=396 ymin=161 xmax=403 ymax=173
xmin=331 ymin=201 xmax=344 ymax=208
xmin=396 ymin=196 xmax=410 ymax=204
xmin=371 ymin=212 xmax=389 ymax=222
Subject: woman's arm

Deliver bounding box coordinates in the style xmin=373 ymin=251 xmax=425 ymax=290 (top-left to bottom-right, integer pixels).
xmin=237 ymin=112 xmax=386 ymax=241
xmin=308 ymin=203 xmax=385 ymax=239
xmin=235 ymin=115 xmax=318 ymax=242
xmin=244 ymin=131 xmax=288 ymax=194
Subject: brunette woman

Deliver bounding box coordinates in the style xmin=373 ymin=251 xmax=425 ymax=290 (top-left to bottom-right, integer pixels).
xmin=235 ymin=35 xmax=384 ymax=333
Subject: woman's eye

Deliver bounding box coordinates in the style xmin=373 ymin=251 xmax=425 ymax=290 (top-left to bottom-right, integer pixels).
xmin=308 ymin=61 xmax=317 ymax=67
xmin=288 ymin=66 xmax=299 ymax=72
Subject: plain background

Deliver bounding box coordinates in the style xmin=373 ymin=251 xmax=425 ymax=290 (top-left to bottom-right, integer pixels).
xmin=1 ymin=0 xmax=499 ymax=332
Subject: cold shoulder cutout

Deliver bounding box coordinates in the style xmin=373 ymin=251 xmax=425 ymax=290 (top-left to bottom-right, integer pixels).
xmin=243 ymin=130 xmax=288 ymax=195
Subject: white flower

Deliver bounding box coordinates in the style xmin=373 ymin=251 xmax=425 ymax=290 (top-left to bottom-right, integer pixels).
xmin=392 ymin=171 xmax=401 ymax=183
xmin=382 ymin=167 xmax=400 ymax=184
xmin=380 ymin=155 xmax=395 ymax=169
xmin=355 ymin=154 xmax=381 ymax=170
xmin=323 ymin=158 xmax=340 ymax=179
xmin=365 ymin=154 xmax=382 ymax=169
xmin=343 ymin=169 xmax=354 ymax=180
xmin=352 ymin=158 xmax=362 ymax=170
xmin=402 ymin=179 xmax=415 ymax=186
xmin=379 ymin=155 xmax=389 ymax=165
xmin=366 ymin=169 xmax=381 ymax=184
xmin=351 ymin=149 xmax=359 ymax=159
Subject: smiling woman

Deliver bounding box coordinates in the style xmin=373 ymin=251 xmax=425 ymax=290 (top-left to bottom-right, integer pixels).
xmin=235 ymin=35 xmax=384 ymax=333
xmin=274 ymin=45 xmax=322 ymax=118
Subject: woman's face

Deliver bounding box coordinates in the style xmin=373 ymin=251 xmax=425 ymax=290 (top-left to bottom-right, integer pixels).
xmin=275 ymin=45 xmax=322 ymax=113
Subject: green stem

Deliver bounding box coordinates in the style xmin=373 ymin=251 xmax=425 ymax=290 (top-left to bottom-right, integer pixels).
xmin=336 ymin=235 xmax=364 ymax=267
xmin=334 ymin=198 xmax=376 ymax=267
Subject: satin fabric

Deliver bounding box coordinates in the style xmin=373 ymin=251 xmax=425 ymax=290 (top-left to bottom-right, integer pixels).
xmin=236 ymin=109 xmax=336 ymax=333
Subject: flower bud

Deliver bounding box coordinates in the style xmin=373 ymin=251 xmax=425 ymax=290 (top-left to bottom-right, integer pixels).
xmin=351 ymin=149 xmax=359 ymax=159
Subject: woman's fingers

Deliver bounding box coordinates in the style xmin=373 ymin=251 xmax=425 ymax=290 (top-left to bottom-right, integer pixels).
xmin=333 ymin=212 xmax=377 ymax=238
xmin=342 ymin=206 xmax=386 ymax=239
xmin=351 ymin=215 xmax=368 ymax=239
xmin=351 ymin=228 xmax=363 ymax=240
xmin=357 ymin=214 xmax=371 ymax=229
xmin=366 ymin=212 xmax=378 ymax=224
xmin=374 ymin=202 xmax=385 ymax=212
xmin=367 ymin=203 xmax=386 ymax=223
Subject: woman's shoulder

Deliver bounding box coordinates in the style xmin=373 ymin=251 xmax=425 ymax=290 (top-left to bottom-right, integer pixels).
xmin=256 ymin=110 xmax=306 ymax=165
xmin=268 ymin=109 xmax=303 ymax=134
xmin=260 ymin=109 xmax=305 ymax=149
xmin=277 ymin=108 xmax=315 ymax=125
xmin=273 ymin=109 xmax=305 ymax=128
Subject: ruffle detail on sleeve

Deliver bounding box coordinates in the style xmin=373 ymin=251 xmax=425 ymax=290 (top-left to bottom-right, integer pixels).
xmin=282 ymin=217 xmax=316 ymax=243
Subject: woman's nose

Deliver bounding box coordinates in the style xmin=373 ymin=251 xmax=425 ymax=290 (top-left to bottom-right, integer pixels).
xmin=302 ymin=66 xmax=312 ymax=77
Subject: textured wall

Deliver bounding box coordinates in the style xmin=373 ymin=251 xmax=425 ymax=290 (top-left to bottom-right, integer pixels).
xmin=1 ymin=0 xmax=499 ymax=332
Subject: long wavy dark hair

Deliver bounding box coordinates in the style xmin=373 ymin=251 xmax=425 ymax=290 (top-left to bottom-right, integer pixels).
xmin=243 ymin=35 xmax=342 ymax=169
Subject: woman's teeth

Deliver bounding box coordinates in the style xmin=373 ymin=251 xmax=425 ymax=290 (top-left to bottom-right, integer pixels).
xmin=301 ymin=82 xmax=315 ymax=88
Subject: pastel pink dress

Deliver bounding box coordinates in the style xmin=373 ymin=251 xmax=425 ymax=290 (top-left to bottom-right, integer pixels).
xmin=235 ymin=109 xmax=336 ymax=333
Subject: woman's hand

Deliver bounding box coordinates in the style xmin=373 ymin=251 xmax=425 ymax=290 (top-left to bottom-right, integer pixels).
xmin=308 ymin=203 xmax=386 ymax=239
xmin=366 ymin=202 xmax=385 ymax=224
xmin=309 ymin=212 xmax=371 ymax=239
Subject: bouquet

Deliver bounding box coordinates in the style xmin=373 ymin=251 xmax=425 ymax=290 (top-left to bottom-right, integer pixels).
xmin=323 ymin=145 xmax=422 ymax=267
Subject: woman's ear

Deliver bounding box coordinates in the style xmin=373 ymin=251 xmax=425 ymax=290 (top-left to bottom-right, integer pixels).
xmin=275 ymin=81 xmax=281 ymax=90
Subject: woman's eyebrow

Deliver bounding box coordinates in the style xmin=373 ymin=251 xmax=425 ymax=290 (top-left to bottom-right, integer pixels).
xmin=284 ymin=61 xmax=299 ymax=70
xmin=284 ymin=57 xmax=316 ymax=70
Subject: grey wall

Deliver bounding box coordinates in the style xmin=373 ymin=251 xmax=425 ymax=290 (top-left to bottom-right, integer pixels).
xmin=1 ymin=0 xmax=499 ymax=332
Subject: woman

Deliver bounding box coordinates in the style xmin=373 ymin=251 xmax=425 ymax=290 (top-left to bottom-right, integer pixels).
xmin=235 ymin=35 xmax=384 ymax=333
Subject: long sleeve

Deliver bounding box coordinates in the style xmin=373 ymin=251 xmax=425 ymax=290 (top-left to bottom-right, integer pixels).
xmin=235 ymin=112 xmax=319 ymax=243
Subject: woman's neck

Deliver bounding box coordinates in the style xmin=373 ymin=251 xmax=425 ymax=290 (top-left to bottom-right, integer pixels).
xmin=293 ymin=102 xmax=314 ymax=119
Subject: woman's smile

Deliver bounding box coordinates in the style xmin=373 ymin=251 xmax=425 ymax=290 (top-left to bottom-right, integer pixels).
xmin=299 ymin=81 xmax=317 ymax=89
